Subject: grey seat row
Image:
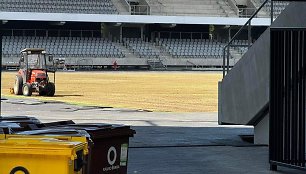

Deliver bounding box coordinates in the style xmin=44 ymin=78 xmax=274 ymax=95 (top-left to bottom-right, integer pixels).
xmin=159 ymin=38 xmax=226 ymax=58
xmin=2 ymin=36 xmax=125 ymax=58
xmin=0 ymin=0 xmax=118 ymax=14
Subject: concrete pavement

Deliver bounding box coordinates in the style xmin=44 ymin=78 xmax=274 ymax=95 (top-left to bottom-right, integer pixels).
xmin=1 ymin=97 xmax=304 ymax=174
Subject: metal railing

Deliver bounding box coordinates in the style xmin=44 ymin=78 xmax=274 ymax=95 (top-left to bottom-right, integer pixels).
xmin=270 ymin=28 xmax=306 ymax=172
xmin=222 ymin=0 xmax=272 ymax=77
xmin=130 ymin=5 xmax=150 ymax=15
xmin=157 ymin=31 xmax=209 ymax=40
xmin=238 ymin=7 xmax=257 ymax=17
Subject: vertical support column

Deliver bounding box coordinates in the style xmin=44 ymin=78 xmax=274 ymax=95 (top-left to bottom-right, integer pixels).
xmin=270 ymin=1 xmax=273 ymax=24
xmin=0 ymin=21 xmax=2 ymax=114
xmin=228 ymin=26 xmax=231 ymax=42
xmin=223 ymin=26 xmax=231 ymax=77
xmin=140 ymin=26 xmax=144 ymax=40
xmin=223 ymin=48 xmax=226 ymax=78
xmin=248 ymin=21 xmax=252 ymax=48
xmin=227 ymin=44 xmax=230 ymax=73
xmin=120 ymin=26 xmax=123 ymax=43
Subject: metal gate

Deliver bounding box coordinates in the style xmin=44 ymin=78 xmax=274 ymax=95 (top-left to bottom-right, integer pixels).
xmin=270 ymin=28 xmax=306 ymax=171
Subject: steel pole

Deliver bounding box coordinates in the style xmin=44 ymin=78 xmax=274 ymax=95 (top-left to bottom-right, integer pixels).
xmin=0 ymin=22 xmax=3 ymax=115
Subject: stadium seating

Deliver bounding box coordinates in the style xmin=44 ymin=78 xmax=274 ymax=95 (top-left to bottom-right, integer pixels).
xmin=2 ymin=36 xmax=125 ymax=58
xmin=232 ymin=40 xmax=250 ymax=55
xmin=0 ymin=0 xmax=118 ymax=14
xmin=259 ymin=0 xmax=289 ymax=16
xmin=158 ymin=38 xmax=226 ymax=58
xmin=123 ymin=38 xmax=160 ymax=58
xmin=147 ymin=0 xmax=237 ymax=17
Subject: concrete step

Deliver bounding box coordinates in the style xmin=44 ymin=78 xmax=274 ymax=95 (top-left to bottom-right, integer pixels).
xmin=116 ymin=43 xmax=137 ymax=58
xmin=112 ymin=0 xmax=130 ymax=14
xmin=147 ymin=0 xmax=234 ymax=17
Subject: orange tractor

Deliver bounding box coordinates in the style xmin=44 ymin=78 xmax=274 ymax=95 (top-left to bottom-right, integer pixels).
xmin=13 ymin=48 xmax=56 ymax=96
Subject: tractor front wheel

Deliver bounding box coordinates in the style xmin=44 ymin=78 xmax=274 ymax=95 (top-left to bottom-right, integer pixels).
xmin=22 ymin=83 xmax=32 ymax=96
xmin=13 ymin=75 xmax=23 ymax=95
xmin=46 ymin=82 xmax=55 ymax=97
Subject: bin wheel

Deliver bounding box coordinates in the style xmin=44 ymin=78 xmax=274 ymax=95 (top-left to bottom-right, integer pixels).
xmin=10 ymin=166 xmax=30 ymax=174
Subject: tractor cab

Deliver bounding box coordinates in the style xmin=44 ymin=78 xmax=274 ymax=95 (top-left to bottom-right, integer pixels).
xmin=20 ymin=49 xmax=49 ymax=70
xmin=19 ymin=49 xmax=54 ymax=82
xmin=13 ymin=48 xmax=56 ymax=96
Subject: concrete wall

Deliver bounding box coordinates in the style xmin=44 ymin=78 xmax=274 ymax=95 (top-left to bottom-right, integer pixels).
xmin=63 ymin=57 xmax=235 ymax=66
xmin=2 ymin=57 xmax=235 ymax=67
xmin=219 ymin=2 xmax=306 ymax=126
xmin=254 ymin=114 xmax=269 ymax=145
xmin=219 ymin=29 xmax=270 ymax=125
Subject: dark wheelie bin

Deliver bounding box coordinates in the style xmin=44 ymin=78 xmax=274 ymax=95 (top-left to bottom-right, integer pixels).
xmin=0 ymin=116 xmax=41 ymax=132
xmin=41 ymin=123 xmax=136 ymax=174
xmin=57 ymin=124 xmax=135 ymax=174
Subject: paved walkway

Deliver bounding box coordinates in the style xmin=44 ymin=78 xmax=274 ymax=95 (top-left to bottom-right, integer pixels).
xmin=1 ymin=97 xmax=304 ymax=174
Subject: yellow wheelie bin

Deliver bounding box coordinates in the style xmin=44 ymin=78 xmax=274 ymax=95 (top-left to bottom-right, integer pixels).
xmin=0 ymin=134 xmax=88 ymax=174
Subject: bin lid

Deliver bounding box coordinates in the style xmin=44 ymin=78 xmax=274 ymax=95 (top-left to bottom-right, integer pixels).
xmin=41 ymin=120 xmax=75 ymax=127
xmin=0 ymin=121 xmax=39 ymax=133
xmin=0 ymin=116 xmax=40 ymax=121
xmin=65 ymin=123 xmax=112 ymax=127
xmin=1 ymin=120 xmax=40 ymax=124
xmin=53 ymin=124 xmax=136 ymax=139
xmin=17 ymin=128 xmax=91 ymax=138
xmin=0 ymin=137 xmax=86 ymax=158
xmin=0 ymin=122 xmax=21 ymax=129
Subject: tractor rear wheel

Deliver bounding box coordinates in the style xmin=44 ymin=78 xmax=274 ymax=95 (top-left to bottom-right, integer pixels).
xmin=39 ymin=88 xmax=46 ymax=96
xmin=39 ymin=91 xmax=46 ymax=96
xmin=46 ymin=82 xmax=55 ymax=96
xmin=22 ymin=83 xmax=32 ymax=96
xmin=13 ymin=75 xmax=23 ymax=95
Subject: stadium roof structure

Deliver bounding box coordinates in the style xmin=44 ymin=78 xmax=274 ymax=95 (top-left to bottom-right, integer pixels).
xmin=0 ymin=12 xmax=271 ymax=26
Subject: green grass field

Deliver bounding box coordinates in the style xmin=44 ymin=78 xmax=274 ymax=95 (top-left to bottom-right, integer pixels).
xmin=2 ymin=71 xmax=222 ymax=112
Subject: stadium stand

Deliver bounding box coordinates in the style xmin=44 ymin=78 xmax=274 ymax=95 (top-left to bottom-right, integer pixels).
xmin=123 ymin=38 xmax=160 ymax=58
xmin=146 ymin=0 xmax=237 ymax=17
xmin=1 ymin=0 xmax=274 ymax=68
xmin=232 ymin=40 xmax=249 ymax=55
xmin=2 ymin=36 xmax=125 ymax=58
xmin=0 ymin=0 xmax=118 ymax=14
xmin=258 ymin=0 xmax=289 ymax=16
xmin=158 ymin=38 xmax=226 ymax=58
